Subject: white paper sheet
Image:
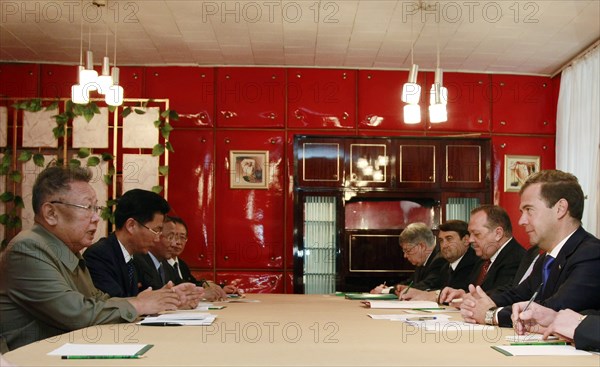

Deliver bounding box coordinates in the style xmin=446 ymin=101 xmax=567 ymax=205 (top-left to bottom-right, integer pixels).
xmin=505 ymin=334 xmax=559 ymax=342
xmin=48 ymin=343 xmax=150 ymax=356
xmin=139 ymin=312 xmax=217 ymax=326
xmin=363 ymin=300 xmax=439 ymax=309
xmin=368 ymin=313 xmax=451 ymax=321
xmin=492 ymin=345 xmax=592 ymax=356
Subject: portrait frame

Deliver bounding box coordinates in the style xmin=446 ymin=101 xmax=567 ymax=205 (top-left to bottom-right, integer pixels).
xmin=504 ymin=155 xmax=540 ymax=192
xmin=230 ymin=150 xmax=269 ymax=189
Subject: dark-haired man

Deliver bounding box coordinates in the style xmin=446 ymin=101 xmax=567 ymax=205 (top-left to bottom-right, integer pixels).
xmin=0 ymin=166 xmax=181 ymax=351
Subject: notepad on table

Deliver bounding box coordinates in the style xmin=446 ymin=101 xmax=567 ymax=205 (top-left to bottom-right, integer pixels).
xmin=505 ymin=334 xmax=559 ymax=342
xmin=491 ymin=345 xmax=592 ymax=356
xmin=345 ymin=293 xmax=399 ymax=300
xmin=363 ymin=300 xmax=439 ymax=309
xmin=48 ymin=343 xmax=153 ymax=359
xmin=139 ymin=312 xmax=217 ymax=326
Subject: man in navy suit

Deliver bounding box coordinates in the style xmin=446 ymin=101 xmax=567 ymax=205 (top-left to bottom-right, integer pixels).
xmin=460 ymin=170 xmax=600 ymax=327
xmin=400 ymin=220 xmax=480 ymax=302
xmin=439 ymin=205 xmax=525 ymax=303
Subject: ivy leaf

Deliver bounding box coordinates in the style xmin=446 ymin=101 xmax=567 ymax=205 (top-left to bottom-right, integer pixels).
xmin=0 ymin=192 xmax=15 ymax=203
xmin=8 ymin=216 xmax=22 ymax=229
xmin=14 ymin=195 xmax=24 ymax=209
xmin=160 ymin=123 xmax=173 ymax=139
xmin=165 ymin=141 xmax=174 ymax=153
xmin=107 ymin=199 xmax=118 ymax=207
xmin=122 ymin=107 xmax=132 ymax=118
xmin=0 ymin=165 xmax=8 ymax=175
xmin=46 ymin=101 xmax=59 ymax=111
xmin=54 ymin=113 xmax=69 ymax=124
xmin=152 ymin=144 xmax=165 ymax=157
xmin=2 ymin=153 xmax=11 ymax=165
xmin=160 ymin=110 xmax=170 ymax=118
xmin=91 ymin=102 xmax=101 ymax=114
xmin=103 ymin=174 xmax=112 ymax=185
xmin=108 ymin=105 xmax=117 ymax=113
xmin=17 ymin=151 xmax=32 ymax=162
xmin=73 ymin=103 xmax=84 ymax=116
xmin=0 ymin=214 xmax=8 ymax=225
xmin=77 ymin=148 xmax=91 ymax=158
xmin=9 ymin=170 xmax=22 ymax=183
xmin=153 ymin=119 xmax=162 ymax=128
xmin=151 ymin=185 xmax=163 ymax=194
xmin=158 ymin=166 xmax=169 ymax=176
xmin=169 ymin=110 xmax=179 ymax=120
xmin=69 ymin=159 xmax=81 ymax=168
xmin=83 ymin=108 xmax=94 ymax=122
xmin=134 ymin=108 xmax=146 ymax=115
xmin=33 ymin=154 xmax=45 ymax=167
xmin=101 ymin=153 xmax=114 ymax=161
xmin=86 ymin=156 xmax=100 ymax=167
xmin=52 ymin=125 xmax=66 ymax=139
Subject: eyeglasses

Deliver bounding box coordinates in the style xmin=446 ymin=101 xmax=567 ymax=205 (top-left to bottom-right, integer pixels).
xmin=165 ymin=233 xmax=188 ymax=243
xmin=401 ymin=244 xmax=420 ymax=254
xmin=50 ymin=201 xmax=105 ymax=215
xmin=134 ymin=219 xmax=162 ymax=236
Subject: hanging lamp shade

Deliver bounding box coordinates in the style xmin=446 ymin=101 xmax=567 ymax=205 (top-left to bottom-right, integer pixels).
xmin=401 ymin=64 xmax=421 ymax=104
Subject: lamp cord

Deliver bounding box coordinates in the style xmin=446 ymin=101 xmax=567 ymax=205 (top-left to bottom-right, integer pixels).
xmin=79 ymin=0 xmax=83 ymax=65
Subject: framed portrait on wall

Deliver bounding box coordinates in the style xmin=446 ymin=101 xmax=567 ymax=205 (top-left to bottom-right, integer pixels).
xmin=230 ymin=150 xmax=269 ymax=189
xmin=504 ymin=155 xmax=540 ymax=192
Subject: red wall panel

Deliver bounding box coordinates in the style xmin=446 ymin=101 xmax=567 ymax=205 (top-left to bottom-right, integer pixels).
xmin=216 ymin=67 xmax=285 ymax=128
xmin=0 ymin=63 xmax=39 ymax=98
xmin=145 ymin=66 xmax=215 ymax=128
xmin=287 ymin=69 xmax=356 ymax=129
xmin=40 ymin=64 xmax=75 ymax=98
xmin=168 ymin=129 xmax=215 ymax=269
xmin=215 ymin=130 xmax=285 ymax=269
xmin=492 ymin=136 xmax=556 ymax=247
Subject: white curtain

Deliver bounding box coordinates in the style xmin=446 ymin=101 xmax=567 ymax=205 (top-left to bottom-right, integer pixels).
xmin=556 ymin=46 xmax=600 ymax=236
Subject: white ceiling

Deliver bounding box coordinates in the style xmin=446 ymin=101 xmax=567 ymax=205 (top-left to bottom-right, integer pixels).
xmin=1 ymin=0 xmax=599 ymax=76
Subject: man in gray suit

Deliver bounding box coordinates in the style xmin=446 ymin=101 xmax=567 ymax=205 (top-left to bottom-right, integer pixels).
xmin=0 ymin=166 xmax=185 ymax=351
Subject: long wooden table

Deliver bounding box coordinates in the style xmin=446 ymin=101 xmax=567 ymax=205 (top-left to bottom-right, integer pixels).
xmin=4 ymin=294 xmax=599 ymax=366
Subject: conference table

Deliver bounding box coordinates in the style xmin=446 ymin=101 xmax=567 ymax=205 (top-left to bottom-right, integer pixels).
xmin=4 ymin=294 xmax=599 ymax=366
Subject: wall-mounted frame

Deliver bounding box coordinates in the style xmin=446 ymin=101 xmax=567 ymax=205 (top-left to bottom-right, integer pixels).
xmin=504 ymin=155 xmax=540 ymax=192
xmin=230 ymin=150 xmax=269 ymax=189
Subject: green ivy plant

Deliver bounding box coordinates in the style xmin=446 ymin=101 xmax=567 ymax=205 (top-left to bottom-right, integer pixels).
xmin=1 ymin=98 xmax=176 ymax=243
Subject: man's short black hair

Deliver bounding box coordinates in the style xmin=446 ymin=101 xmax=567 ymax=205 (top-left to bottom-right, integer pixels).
xmin=114 ymin=189 xmax=170 ymax=229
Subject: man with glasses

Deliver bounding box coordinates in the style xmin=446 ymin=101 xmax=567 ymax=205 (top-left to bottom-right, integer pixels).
xmin=84 ymin=189 xmax=202 ymax=309
xmin=371 ymin=222 xmax=446 ymax=296
xmin=0 ymin=166 xmax=181 ymax=351
xmin=165 ymin=216 xmax=240 ymax=296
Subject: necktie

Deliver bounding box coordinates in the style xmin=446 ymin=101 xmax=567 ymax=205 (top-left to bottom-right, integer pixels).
xmin=173 ymin=261 xmax=183 ymax=282
xmin=474 ymin=259 xmax=491 ymax=286
xmin=158 ymin=264 xmax=165 ymax=284
xmin=126 ymin=260 xmax=135 ymax=289
xmin=541 ymin=255 xmax=555 ymax=291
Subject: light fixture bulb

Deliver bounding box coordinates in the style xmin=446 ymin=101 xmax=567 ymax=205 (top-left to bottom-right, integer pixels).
xmin=429 ymin=103 xmax=448 ymax=123
xmin=97 ymin=56 xmax=113 ymax=94
xmin=71 ymin=84 xmax=89 ymax=104
xmin=401 ymin=64 xmax=421 ymax=104
xmin=105 ymin=85 xmax=124 ymax=106
xmin=403 ymin=104 xmax=421 ymax=124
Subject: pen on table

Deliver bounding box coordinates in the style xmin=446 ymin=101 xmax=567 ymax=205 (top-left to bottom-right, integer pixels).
xmin=521 ymin=282 xmax=544 ymax=316
xmin=142 ymin=322 xmax=183 ymax=326
xmin=401 ymin=281 xmax=413 ymax=299
xmin=406 ymin=316 xmax=437 ymax=321
xmin=61 ymin=355 xmax=142 ymax=359
xmin=509 ymin=341 xmax=567 ymax=346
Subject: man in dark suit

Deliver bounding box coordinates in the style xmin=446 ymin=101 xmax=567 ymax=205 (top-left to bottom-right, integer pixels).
xmin=165 ymin=216 xmax=239 ymax=296
xmin=439 ymin=205 xmax=525 ymax=303
xmin=512 ymin=302 xmax=600 ymax=352
xmin=371 ymin=222 xmax=446 ymax=295
xmin=84 ymin=189 xmax=171 ymax=297
xmin=400 ymin=220 xmax=479 ymax=302
xmin=460 ymin=170 xmax=600 ymax=327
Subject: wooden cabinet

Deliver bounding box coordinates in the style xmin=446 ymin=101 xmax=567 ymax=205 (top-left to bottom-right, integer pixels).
xmin=346 ymin=139 xmax=392 ymax=188
xmin=296 ymin=137 xmax=344 ymax=187
xmin=442 ymin=140 xmax=490 ymax=190
xmin=397 ymin=140 xmax=438 ymax=189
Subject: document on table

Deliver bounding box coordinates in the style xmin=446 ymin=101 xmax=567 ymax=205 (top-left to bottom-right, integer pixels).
xmin=139 ymin=312 xmax=217 ymax=326
xmin=363 ymin=300 xmax=439 ymax=309
xmin=400 ymin=319 xmax=493 ymax=331
xmin=48 ymin=343 xmax=153 ymax=358
xmin=368 ymin=314 xmax=451 ymax=321
xmin=491 ymin=345 xmax=592 ymax=356
xmin=505 ymin=334 xmax=559 ymax=342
